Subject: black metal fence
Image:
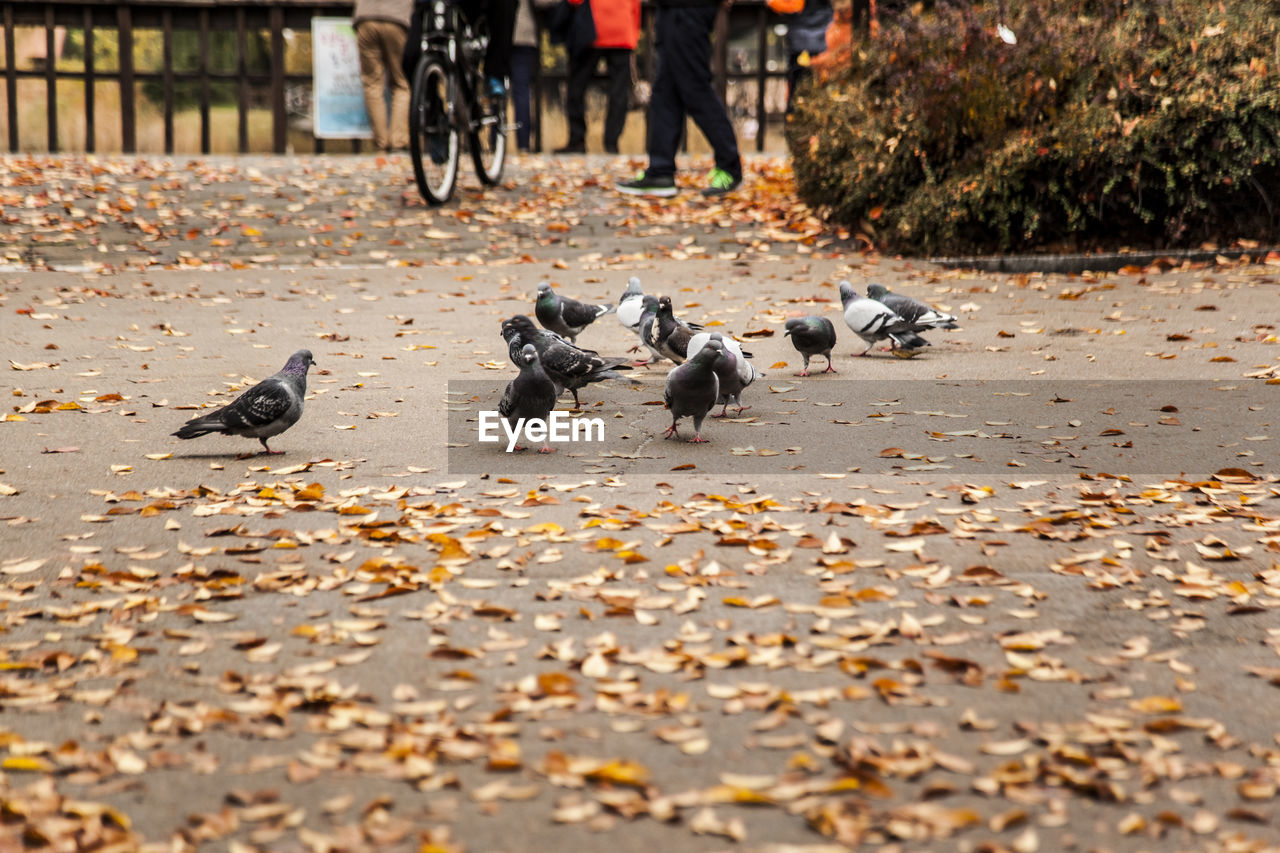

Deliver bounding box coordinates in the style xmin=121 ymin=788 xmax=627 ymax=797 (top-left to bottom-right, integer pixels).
xmin=0 ymin=0 xmax=806 ymax=155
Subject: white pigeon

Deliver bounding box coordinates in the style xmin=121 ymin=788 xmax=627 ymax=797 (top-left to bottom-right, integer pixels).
xmin=616 ymin=276 xmax=646 ymax=332
xmin=838 ymin=280 xmax=931 ymax=355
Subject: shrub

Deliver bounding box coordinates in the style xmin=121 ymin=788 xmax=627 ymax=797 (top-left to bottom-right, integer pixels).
xmin=787 ymin=0 xmax=1280 ymax=255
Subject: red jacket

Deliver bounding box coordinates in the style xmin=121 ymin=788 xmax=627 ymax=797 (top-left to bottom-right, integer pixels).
xmin=571 ymin=0 xmax=641 ymax=50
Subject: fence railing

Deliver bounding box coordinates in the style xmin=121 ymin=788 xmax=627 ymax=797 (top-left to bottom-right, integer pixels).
xmin=0 ymin=0 xmax=835 ymax=156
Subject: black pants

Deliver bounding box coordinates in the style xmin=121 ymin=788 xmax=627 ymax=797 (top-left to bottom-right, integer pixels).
xmin=565 ymin=48 xmax=632 ymax=149
xmin=785 ymin=54 xmax=813 ymax=113
xmin=511 ymin=45 xmax=539 ymax=149
xmin=646 ymin=4 xmax=740 ymax=180
xmin=404 ymin=0 xmax=516 ymax=81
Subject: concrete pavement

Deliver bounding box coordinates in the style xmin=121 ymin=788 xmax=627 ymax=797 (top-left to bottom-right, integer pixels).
xmin=1 ymin=154 xmax=1279 ymax=852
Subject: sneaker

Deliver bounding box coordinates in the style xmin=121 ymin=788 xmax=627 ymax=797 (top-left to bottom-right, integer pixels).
xmin=616 ymin=171 xmax=678 ymax=198
xmin=486 ymin=76 xmax=507 ymax=99
xmin=428 ymin=134 xmax=450 ymax=165
xmin=702 ymin=167 xmax=742 ymax=197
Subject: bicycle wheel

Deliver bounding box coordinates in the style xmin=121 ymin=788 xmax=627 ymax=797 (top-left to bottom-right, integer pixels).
xmin=409 ymin=56 xmax=460 ymax=205
xmin=469 ymin=88 xmax=507 ymax=186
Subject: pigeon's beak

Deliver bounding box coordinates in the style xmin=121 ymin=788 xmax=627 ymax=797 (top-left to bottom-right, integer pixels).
xmin=783 ymin=329 xmax=792 ymax=337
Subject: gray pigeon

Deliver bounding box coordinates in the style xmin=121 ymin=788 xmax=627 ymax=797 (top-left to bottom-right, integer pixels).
xmin=632 ymin=294 xmax=666 ymax=364
xmin=866 ymin=283 xmax=959 ymax=330
xmin=663 ymin=338 xmax=724 ymax=443
xmin=687 ymin=332 xmax=759 ymax=417
xmin=172 ymin=349 xmax=315 ymax=455
xmin=498 ymin=344 xmax=559 ymax=453
xmin=784 ymin=316 xmax=838 ymax=375
xmin=838 ymin=281 xmax=931 ymax=355
xmin=535 ymin=281 xmax=614 ymax=342
xmin=646 ymin=296 xmax=699 ymax=364
xmin=501 ymin=315 xmax=631 ymax=408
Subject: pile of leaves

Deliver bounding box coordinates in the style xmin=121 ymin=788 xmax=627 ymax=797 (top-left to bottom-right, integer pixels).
xmin=787 ymin=0 xmax=1280 ymax=255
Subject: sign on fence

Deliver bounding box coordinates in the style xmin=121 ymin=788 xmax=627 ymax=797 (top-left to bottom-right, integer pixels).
xmin=312 ymin=17 xmax=373 ymax=139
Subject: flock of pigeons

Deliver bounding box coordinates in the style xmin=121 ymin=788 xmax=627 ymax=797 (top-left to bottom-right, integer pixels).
xmin=167 ymin=278 xmax=960 ymax=454
xmin=496 ymin=277 xmax=960 ymax=449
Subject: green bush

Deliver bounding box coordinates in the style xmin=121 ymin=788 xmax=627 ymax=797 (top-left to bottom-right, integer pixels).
xmin=787 ymin=0 xmax=1280 ymax=255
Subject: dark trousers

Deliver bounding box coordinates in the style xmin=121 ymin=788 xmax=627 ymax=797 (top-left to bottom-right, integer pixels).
xmin=511 ymin=45 xmax=539 ymax=150
xmin=785 ymin=55 xmax=813 ymax=113
xmin=565 ymin=48 xmax=632 ymax=149
xmin=404 ymin=0 xmax=516 ymax=81
xmin=646 ymin=4 xmax=740 ymax=180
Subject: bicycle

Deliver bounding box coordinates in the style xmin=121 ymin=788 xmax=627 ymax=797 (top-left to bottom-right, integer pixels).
xmin=408 ymin=0 xmax=509 ymax=205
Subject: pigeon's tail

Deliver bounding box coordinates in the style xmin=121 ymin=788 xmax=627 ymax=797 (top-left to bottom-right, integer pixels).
xmin=597 ymin=303 xmax=617 ymax=318
xmin=889 ymin=331 xmax=932 ymax=350
xmin=172 ymin=412 xmax=226 ymax=439
xmin=596 ymin=357 xmax=633 ymax=373
xmin=937 ymin=319 xmax=960 ymax=330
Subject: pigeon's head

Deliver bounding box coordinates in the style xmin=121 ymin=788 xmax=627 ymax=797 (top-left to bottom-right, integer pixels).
xmin=535 ymin=281 xmax=553 ymax=302
xmin=838 ymin=280 xmax=856 ymax=306
xmin=284 ymin=350 xmax=316 ymax=375
xmin=657 ymin=295 xmax=674 ymax=315
xmin=640 ymin=294 xmax=659 ymax=312
xmin=503 ymin=314 xmax=538 ymax=341
xmin=691 ymin=337 xmax=725 ymax=368
xmin=866 ymin=283 xmax=889 ymax=299
xmin=783 ymin=318 xmax=802 ymax=337
xmin=519 ymin=344 xmax=539 ymax=368
xmin=623 ymin=277 xmax=643 ymax=296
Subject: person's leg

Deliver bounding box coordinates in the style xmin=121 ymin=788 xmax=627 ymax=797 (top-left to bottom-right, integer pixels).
xmin=357 ymin=21 xmax=391 ymax=150
xmin=601 ymin=48 xmax=631 ymax=153
xmin=510 ymin=45 xmax=537 ymax=151
xmin=401 ymin=3 xmax=423 ymax=80
xmin=385 ymin=23 xmax=411 ymax=150
xmin=483 ymin=0 xmax=517 ymax=82
xmin=563 ymin=49 xmax=594 ymax=148
xmin=669 ymin=4 xmax=740 ymax=181
xmin=644 ymin=8 xmax=687 ymax=180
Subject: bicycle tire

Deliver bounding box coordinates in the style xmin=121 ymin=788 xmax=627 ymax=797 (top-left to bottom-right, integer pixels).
xmin=409 ymin=56 xmax=460 ymax=205
xmin=469 ymin=90 xmax=507 ymax=186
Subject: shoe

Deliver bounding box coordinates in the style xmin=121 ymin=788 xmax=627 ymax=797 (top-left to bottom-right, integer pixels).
xmin=702 ymin=167 xmax=742 ymax=197
xmin=553 ymin=142 xmax=586 ymax=155
xmin=428 ymin=135 xmax=449 ymax=165
xmin=486 ymin=76 xmax=507 ymax=99
xmin=616 ymin=171 xmax=678 ymax=198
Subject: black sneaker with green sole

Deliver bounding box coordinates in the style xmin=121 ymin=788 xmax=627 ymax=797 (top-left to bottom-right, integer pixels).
xmin=616 ymin=172 xmax=678 ymax=198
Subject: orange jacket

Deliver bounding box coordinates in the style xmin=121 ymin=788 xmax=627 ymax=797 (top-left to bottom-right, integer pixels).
xmin=571 ymin=0 xmax=641 ymax=50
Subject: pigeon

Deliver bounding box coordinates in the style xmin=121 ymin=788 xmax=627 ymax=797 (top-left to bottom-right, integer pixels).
xmin=172 ymin=349 xmax=316 ymax=455
xmin=506 ymin=332 xmax=563 ymax=396
xmin=534 ymin=281 xmax=614 ymax=342
xmin=498 ymin=344 xmax=559 ymax=453
xmin=632 ymin=295 xmax=667 ymax=364
xmin=687 ymin=331 xmax=759 ymax=417
xmin=838 ymin=281 xmax=931 ymax=355
xmin=646 ymin=296 xmax=700 ymax=364
xmin=501 ymin=315 xmax=631 ymax=408
xmin=616 ymin=277 xmax=647 ymax=332
xmin=784 ymin=316 xmax=838 ymax=375
xmin=866 ymin=283 xmax=959 ymax=330
xmin=663 ymin=338 xmax=724 ymax=443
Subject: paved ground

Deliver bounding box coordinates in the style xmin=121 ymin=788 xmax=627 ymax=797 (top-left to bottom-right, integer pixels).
xmin=1 ymin=153 xmax=1279 ymax=852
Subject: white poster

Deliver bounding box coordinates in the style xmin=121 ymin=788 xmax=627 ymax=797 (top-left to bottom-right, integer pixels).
xmin=312 ymin=17 xmax=373 ymax=139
